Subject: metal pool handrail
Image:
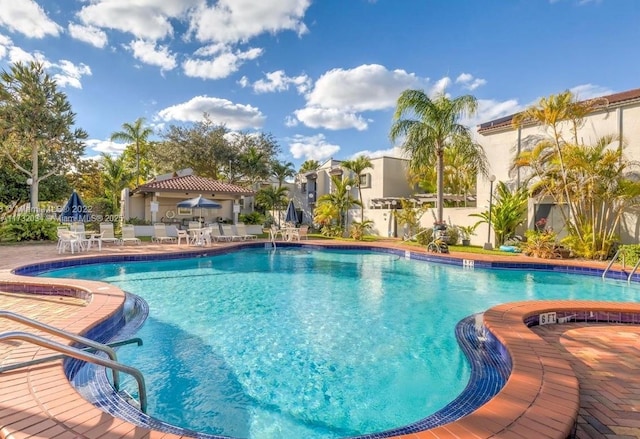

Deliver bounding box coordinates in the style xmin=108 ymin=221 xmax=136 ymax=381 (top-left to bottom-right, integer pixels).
xmin=0 ymin=331 xmax=148 ymax=413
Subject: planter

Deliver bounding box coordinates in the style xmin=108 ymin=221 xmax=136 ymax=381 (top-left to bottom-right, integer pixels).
xmin=434 ymin=224 xmax=447 ymax=231
xmin=462 ymin=239 xmax=471 ymax=246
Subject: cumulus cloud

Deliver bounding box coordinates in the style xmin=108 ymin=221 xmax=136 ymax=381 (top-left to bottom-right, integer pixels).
xmin=126 ymin=40 xmax=177 ymax=71
xmin=51 ymin=60 xmax=92 ymax=89
xmin=288 ymin=134 xmax=341 ymax=161
xmin=86 ymin=139 xmax=128 ymax=155
xmin=294 ymin=107 xmax=369 ymax=131
xmin=349 ymin=146 xmax=404 ymax=160
xmin=156 ymin=95 xmax=266 ymax=130
xmin=455 ymin=73 xmax=487 ymax=91
xmin=183 ymin=45 xmax=263 ymax=79
xmin=76 ymin=0 xmax=197 ymax=41
xmin=0 ymin=0 xmax=61 ymax=38
xmin=188 ymin=0 xmax=310 ymax=44
xmin=68 ymin=23 xmax=108 ymax=48
xmin=241 ymin=70 xmax=312 ymax=94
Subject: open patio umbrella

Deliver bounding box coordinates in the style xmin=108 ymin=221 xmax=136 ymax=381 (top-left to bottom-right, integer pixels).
xmin=177 ymin=195 xmax=222 ymax=221
xmin=284 ymin=199 xmax=298 ymax=224
xmin=60 ymin=191 xmax=90 ymax=223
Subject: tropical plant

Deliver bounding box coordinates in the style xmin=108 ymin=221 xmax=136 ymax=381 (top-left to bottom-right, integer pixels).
xmin=0 ymin=61 xmax=87 ymax=209
xmin=299 ymin=159 xmax=320 ymax=174
xmin=471 ymin=181 xmax=528 ymax=246
xmin=271 ymin=160 xmax=296 ymax=188
xmin=522 ymin=229 xmax=558 ymax=259
xmin=0 ymin=213 xmax=59 ymax=241
xmin=341 ymin=155 xmax=373 ymax=222
xmin=254 ymin=185 xmax=288 ymax=226
xmin=110 ymin=117 xmax=153 ymax=186
xmin=239 ymin=212 xmax=265 ymax=225
xmin=100 ymin=154 xmax=134 ymax=215
xmin=349 ymin=219 xmax=374 ymax=240
xmin=390 ymin=91 xmax=478 ymax=223
xmin=316 ymin=175 xmax=361 ymax=232
xmin=393 ymin=199 xmax=428 ymax=240
xmin=512 ymin=90 xmax=640 ymax=259
xmin=457 ymin=224 xmax=478 ymax=241
xmin=443 ymin=135 xmax=489 ymax=206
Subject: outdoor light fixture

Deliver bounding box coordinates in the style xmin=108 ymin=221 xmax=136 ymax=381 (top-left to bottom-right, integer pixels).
xmin=26 ymin=178 xmax=33 ymax=186
xmin=483 ymin=175 xmax=496 ymax=250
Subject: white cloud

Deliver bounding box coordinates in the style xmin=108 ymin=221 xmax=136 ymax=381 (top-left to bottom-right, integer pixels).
xmin=288 ymin=134 xmax=341 ymax=161
xmin=157 ymin=95 xmax=266 ymax=130
xmin=86 ymin=139 xmax=127 ymax=155
xmin=183 ymin=46 xmax=263 ymax=80
xmin=76 ymin=0 xmax=197 ymax=41
xmin=242 ymin=70 xmax=311 ymax=94
xmin=294 ymin=107 xmax=369 ymax=131
xmin=68 ymin=23 xmax=108 ymax=48
xmin=284 ymin=115 xmax=299 ymax=127
xmin=126 ymin=40 xmax=177 ymax=71
xmin=569 ymin=83 xmax=614 ymax=100
xmin=188 ymin=0 xmax=311 ymax=44
xmin=430 ymin=77 xmax=451 ymax=96
xmin=0 ymin=0 xmax=62 ymax=38
xmin=51 ymin=60 xmax=92 ymax=89
xmin=467 ymin=98 xmax=522 ymax=134
xmin=350 ymin=146 xmax=404 ymax=160
xmin=306 ymin=64 xmax=424 ymax=112
xmin=455 ymin=73 xmax=487 ymax=91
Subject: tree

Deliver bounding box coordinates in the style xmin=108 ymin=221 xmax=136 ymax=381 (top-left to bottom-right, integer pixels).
xmin=100 ymin=154 xmax=133 ymax=214
xmin=443 ymin=135 xmax=489 ymax=206
xmin=390 ymin=91 xmax=478 ymax=224
xmin=299 ymin=159 xmax=320 ymax=174
xmin=470 ymin=181 xmax=528 ymax=246
xmin=254 ymin=185 xmax=289 ymax=226
xmin=271 ymin=160 xmax=295 ymax=188
xmin=0 ymin=61 xmax=87 ymax=209
xmin=110 ymin=117 xmax=153 ymax=186
xmin=341 ymin=155 xmax=372 ymax=222
xmin=316 ymin=175 xmax=361 ymax=232
xmin=231 ymin=132 xmax=281 ymax=185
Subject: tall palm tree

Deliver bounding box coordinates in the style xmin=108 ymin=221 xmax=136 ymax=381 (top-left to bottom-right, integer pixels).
xmin=341 ymin=155 xmax=372 ymax=221
xmin=390 ymin=91 xmax=478 ymax=223
xmin=317 ymin=175 xmax=360 ymax=231
xmin=299 ymin=159 xmax=320 ymax=174
xmin=100 ymin=153 xmax=133 ymax=214
xmin=110 ymin=117 xmax=153 ymax=186
xmin=255 ymin=185 xmax=289 ymax=227
xmin=271 ymin=160 xmax=295 ymax=188
xmin=443 ymin=135 xmax=489 ymax=206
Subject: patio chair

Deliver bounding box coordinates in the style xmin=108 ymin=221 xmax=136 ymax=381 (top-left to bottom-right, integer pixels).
xmin=120 ymin=225 xmax=141 ymax=245
xmin=176 ymin=229 xmax=190 ymax=245
xmin=221 ymin=224 xmax=243 ymax=241
xmin=86 ymin=231 xmax=104 ymax=251
xmin=188 ymin=221 xmax=201 ymax=230
xmin=57 ymin=229 xmax=82 ymax=254
xmin=152 ymin=223 xmax=176 ymax=244
xmin=99 ymin=222 xmax=121 ymax=245
xmin=270 ymin=225 xmax=284 ymax=241
xmin=209 ymin=225 xmax=232 ymax=242
xmin=289 ymin=225 xmax=309 ymax=241
xmin=233 ymin=223 xmax=257 ymax=240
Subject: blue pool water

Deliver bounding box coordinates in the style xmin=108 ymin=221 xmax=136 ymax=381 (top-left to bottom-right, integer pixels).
xmin=41 ymin=248 xmax=640 ymax=438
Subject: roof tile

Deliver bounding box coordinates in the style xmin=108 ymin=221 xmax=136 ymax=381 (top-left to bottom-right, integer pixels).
xmin=135 ymin=175 xmax=253 ymax=195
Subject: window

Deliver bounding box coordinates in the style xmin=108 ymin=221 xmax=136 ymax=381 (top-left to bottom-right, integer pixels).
xmin=359 ymin=173 xmax=370 ymax=188
xmin=177 ymin=207 xmax=192 ymax=216
xmin=301 ymin=182 xmax=307 ymax=192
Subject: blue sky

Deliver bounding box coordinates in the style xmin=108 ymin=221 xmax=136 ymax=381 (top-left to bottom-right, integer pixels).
xmin=0 ymin=0 xmax=638 ymax=169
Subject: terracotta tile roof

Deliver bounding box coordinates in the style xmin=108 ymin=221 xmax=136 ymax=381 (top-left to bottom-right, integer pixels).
xmin=478 ymin=87 xmax=640 ymax=134
xmin=134 ymin=174 xmax=253 ymax=195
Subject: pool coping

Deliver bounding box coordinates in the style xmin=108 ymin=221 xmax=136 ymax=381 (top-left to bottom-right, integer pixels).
xmin=1 ymin=240 xmax=638 ymax=438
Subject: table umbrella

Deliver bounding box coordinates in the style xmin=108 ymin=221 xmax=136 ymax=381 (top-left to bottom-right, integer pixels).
xmin=285 ymin=199 xmax=298 ymax=224
xmin=177 ymin=195 xmax=222 ymax=221
xmin=60 ymin=191 xmax=91 ymax=223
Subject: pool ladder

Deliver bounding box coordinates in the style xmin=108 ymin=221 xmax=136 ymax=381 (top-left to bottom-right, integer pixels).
xmin=0 ymin=310 xmax=148 ymax=413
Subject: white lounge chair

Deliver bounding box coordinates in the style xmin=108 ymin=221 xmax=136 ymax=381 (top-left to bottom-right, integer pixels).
xmin=152 ymin=223 xmax=176 ymax=244
xmin=99 ymin=222 xmax=121 ymax=245
xmin=221 ymin=224 xmax=243 ymax=241
xmin=289 ymin=225 xmax=309 ymax=241
xmin=210 ymin=225 xmax=232 ymax=242
xmin=120 ymin=225 xmax=141 ymax=245
xmin=233 ymin=224 xmax=257 ymax=240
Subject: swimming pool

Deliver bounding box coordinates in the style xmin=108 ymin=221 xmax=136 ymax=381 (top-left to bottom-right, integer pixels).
xmin=40 ymin=247 xmax=640 ymax=438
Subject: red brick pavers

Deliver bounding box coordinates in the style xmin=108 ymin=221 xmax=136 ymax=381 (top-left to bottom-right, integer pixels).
xmin=534 ymin=323 xmax=640 ymax=439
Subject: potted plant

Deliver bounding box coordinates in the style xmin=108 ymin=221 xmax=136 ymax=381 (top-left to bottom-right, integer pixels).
xmin=458 ymin=224 xmax=477 ymax=246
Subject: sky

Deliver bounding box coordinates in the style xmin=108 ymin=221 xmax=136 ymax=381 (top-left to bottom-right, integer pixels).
xmin=0 ymin=0 xmax=638 ymax=170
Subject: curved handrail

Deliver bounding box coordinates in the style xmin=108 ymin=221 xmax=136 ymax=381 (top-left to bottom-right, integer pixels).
xmin=602 ymin=249 xmax=622 ymax=279
xmin=0 ymin=331 xmax=147 ymax=413
xmin=0 ymin=310 xmax=121 ymax=389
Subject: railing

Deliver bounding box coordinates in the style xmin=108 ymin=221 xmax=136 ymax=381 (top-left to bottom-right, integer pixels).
xmin=0 ymin=310 xmax=122 ymax=389
xmin=628 ymin=258 xmax=640 ymax=283
xmin=0 ymin=331 xmax=147 ymax=413
xmin=602 ymin=249 xmax=622 ymax=280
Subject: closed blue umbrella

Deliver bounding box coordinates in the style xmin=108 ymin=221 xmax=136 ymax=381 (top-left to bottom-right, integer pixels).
xmin=177 ymin=195 xmax=221 ymax=221
xmin=60 ymin=191 xmax=90 ymax=223
xmin=285 ymin=199 xmax=298 ymax=224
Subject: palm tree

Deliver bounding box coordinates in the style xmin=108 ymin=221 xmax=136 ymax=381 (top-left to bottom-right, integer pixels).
xmin=341 ymin=155 xmax=372 ymax=222
xmin=390 ymin=91 xmax=478 ymax=224
xmin=100 ymin=154 xmax=133 ymax=214
xmin=110 ymin=117 xmax=153 ymax=186
xmin=239 ymin=145 xmax=270 ymax=186
xmin=443 ymin=135 xmax=489 ymax=206
xmin=255 ymin=185 xmax=289 ymax=227
xmin=271 ymin=160 xmax=295 ymax=188
xmin=299 ymin=159 xmax=320 ymax=174
xmin=316 ymin=175 xmax=361 ymax=232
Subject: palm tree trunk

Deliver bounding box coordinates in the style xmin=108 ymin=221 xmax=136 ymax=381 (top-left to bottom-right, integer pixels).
xmin=436 ymin=146 xmax=444 ymax=223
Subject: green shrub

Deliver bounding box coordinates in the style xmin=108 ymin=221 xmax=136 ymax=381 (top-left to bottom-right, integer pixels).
xmin=617 ymin=244 xmax=640 ymax=266
xmin=415 ymin=227 xmax=432 ymax=245
xmin=125 ymin=217 xmax=151 ymax=225
xmin=239 ymin=212 xmax=264 ymax=225
xmin=0 ymin=214 xmax=59 ymax=241
xmin=522 ymin=229 xmax=558 ymax=258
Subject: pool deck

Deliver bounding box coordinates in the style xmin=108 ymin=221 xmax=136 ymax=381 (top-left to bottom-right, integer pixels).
xmin=1 ymin=239 xmax=640 ymax=439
